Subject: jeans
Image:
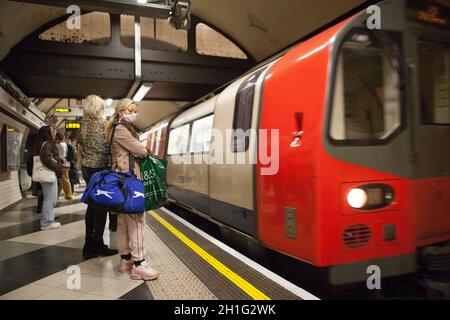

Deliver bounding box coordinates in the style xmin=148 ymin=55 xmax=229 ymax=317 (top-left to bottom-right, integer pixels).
xmin=41 ymin=180 xmax=57 ymax=228
xmin=82 ymin=167 xmax=108 ymax=241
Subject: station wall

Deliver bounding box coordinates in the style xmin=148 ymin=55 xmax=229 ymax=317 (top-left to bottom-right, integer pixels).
xmin=0 ymin=112 xmax=27 ymax=211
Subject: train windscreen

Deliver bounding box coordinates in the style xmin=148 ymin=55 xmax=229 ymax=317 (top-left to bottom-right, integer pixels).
xmin=330 ymin=30 xmax=402 ymax=144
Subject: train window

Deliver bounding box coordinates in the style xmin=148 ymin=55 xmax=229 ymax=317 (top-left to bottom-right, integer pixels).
xmin=196 ymin=23 xmax=247 ymax=59
xmin=167 ymin=124 xmax=190 ymax=155
xmin=330 ymin=31 xmax=402 ymax=143
xmin=121 ymin=15 xmax=187 ymax=52
xmin=149 ymin=130 xmax=156 ymax=153
xmin=419 ymin=39 xmax=450 ymax=125
xmin=190 ymin=115 xmax=214 ymax=153
xmin=155 ymin=128 xmax=162 ymax=155
xmin=39 ymin=12 xmax=111 ymax=45
xmin=232 ymin=69 xmax=265 ymax=152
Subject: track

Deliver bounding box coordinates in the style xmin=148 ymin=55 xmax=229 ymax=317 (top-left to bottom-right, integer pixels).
xmin=165 ymin=201 xmax=450 ymax=300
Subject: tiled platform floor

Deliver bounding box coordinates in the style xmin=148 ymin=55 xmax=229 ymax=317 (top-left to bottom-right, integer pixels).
xmin=0 ymin=190 xmax=216 ymax=300
xmin=0 ymin=187 xmax=308 ymax=300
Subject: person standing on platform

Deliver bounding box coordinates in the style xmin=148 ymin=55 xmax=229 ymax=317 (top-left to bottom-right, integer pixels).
xmin=33 ymin=125 xmax=63 ymax=230
xmin=56 ymin=132 xmax=73 ymax=202
xmin=79 ymin=95 xmax=118 ymax=259
xmin=66 ymin=134 xmax=79 ymax=194
xmin=107 ymin=98 xmax=159 ymax=281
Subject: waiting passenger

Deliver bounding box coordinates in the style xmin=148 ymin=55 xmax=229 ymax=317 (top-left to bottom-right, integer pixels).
xmin=106 ymin=99 xmax=159 ymax=281
xmin=79 ymin=95 xmax=118 ymax=259
xmin=66 ymin=134 xmax=79 ymax=194
xmin=56 ymin=132 xmax=73 ymax=202
xmin=33 ymin=125 xmax=63 ymax=230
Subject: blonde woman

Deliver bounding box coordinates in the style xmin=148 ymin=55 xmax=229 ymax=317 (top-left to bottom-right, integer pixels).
xmin=107 ymin=99 xmax=159 ymax=281
xmin=79 ymin=95 xmax=118 ymax=259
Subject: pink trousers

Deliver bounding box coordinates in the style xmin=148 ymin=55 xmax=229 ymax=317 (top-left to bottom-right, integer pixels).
xmin=117 ymin=213 xmax=146 ymax=261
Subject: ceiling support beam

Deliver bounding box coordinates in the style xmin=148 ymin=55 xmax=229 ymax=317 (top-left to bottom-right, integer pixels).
xmin=127 ymin=16 xmax=143 ymax=99
xmin=0 ymin=13 xmax=254 ymax=101
xmin=10 ymin=0 xmax=172 ymax=19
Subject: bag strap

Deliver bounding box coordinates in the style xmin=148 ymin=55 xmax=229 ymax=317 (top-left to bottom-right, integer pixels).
xmin=39 ymin=141 xmax=47 ymax=153
xmin=129 ymin=153 xmax=135 ymax=172
xmin=110 ymin=122 xmax=136 ymax=174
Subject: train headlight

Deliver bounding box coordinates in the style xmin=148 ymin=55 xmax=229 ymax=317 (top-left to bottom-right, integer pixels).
xmin=347 ymin=188 xmax=368 ymax=209
xmin=346 ymin=184 xmax=395 ymax=210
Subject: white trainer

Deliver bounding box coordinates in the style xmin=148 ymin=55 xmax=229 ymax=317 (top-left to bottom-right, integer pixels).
xmin=130 ymin=261 xmax=159 ymax=281
xmin=41 ymin=222 xmax=61 ymax=230
xmin=119 ymin=259 xmax=134 ymax=273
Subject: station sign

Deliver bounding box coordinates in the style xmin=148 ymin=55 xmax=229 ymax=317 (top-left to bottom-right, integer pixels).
xmin=65 ymin=121 xmax=81 ymax=131
xmin=55 ymin=107 xmax=71 ymax=113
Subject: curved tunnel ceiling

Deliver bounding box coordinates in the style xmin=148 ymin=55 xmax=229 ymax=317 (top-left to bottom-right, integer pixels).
xmin=0 ymin=0 xmax=370 ymax=63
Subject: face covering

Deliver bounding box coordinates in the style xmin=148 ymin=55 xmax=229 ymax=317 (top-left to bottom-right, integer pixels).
xmin=122 ymin=113 xmax=138 ymax=123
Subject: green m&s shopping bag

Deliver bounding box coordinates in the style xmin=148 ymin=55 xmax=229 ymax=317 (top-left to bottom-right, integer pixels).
xmin=140 ymin=156 xmax=168 ymax=211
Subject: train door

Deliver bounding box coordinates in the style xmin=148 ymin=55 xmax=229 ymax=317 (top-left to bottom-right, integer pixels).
xmin=208 ymin=67 xmax=269 ymax=236
xmin=405 ymin=0 xmax=450 ymax=247
xmin=166 ymin=98 xmax=216 ymax=213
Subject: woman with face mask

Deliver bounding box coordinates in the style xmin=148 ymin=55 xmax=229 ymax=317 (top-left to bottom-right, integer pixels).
xmin=106 ymin=99 xmax=159 ymax=281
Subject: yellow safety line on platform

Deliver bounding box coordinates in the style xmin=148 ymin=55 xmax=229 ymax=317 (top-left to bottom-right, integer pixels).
xmin=148 ymin=210 xmax=271 ymax=300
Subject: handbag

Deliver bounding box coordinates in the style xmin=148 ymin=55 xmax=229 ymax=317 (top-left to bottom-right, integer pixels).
xmin=32 ymin=142 xmax=56 ymax=183
xmin=81 ymin=123 xmax=145 ymax=214
xmin=141 ymin=156 xmax=168 ymax=211
xmin=81 ymin=170 xmax=145 ymax=213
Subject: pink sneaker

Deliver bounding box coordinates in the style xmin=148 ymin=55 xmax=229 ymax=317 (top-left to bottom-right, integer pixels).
xmin=119 ymin=259 xmax=133 ymax=273
xmin=130 ymin=261 xmax=159 ymax=281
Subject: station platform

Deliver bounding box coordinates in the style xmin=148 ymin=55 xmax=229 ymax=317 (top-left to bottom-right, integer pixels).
xmin=0 ymin=192 xmax=318 ymax=300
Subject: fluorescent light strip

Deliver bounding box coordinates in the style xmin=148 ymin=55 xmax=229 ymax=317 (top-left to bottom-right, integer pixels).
xmin=133 ymin=83 xmax=153 ymax=102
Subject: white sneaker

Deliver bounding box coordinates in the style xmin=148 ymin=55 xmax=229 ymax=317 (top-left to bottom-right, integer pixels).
xmin=130 ymin=261 xmax=159 ymax=281
xmin=41 ymin=222 xmax=61 ymax=230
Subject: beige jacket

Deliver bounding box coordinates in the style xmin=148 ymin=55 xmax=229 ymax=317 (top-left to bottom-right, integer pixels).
xmin=110 ymin=124 xmax=148 ymax=179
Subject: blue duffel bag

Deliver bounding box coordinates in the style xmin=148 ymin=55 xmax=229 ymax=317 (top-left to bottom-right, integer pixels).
xmin=81 ymin=170 xmax=145 ymax=214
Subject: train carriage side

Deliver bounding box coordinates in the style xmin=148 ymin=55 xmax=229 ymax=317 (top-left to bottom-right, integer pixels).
xmin=146 ymin=114 xmax=174 ymax=160
xmin=165 ymin=98 xmax=217 ymax=214
xmin=163 ymin=63 xmax=276 ymax=236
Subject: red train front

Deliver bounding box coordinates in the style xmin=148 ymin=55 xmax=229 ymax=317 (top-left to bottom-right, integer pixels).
xmin=145 ymin=0 xmax=450 ymax=285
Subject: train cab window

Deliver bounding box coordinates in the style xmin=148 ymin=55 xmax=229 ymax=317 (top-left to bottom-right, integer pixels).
xmin=167 ymin=124 xmax=190 ymax=155
xmin=419 ymin=39 xmax=450 ymax=125
xmin=190 ymin=115 xmax=214 ymax=153
xmin=232 ymin=69 xmax=265 ymax=152
xmin=330 ymin=31 xmax=402 ymax=143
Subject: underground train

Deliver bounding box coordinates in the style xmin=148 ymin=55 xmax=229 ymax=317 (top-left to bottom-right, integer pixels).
xmin=143 ymin=0 xmax=450 ymax=285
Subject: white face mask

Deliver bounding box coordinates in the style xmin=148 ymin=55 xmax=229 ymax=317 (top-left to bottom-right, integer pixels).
xmin=122 ymin=113 xmax=138 ymax=123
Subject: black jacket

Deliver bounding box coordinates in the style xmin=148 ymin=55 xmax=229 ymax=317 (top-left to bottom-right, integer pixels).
xmin=40 ymin=142 xmax=63 ymax=177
